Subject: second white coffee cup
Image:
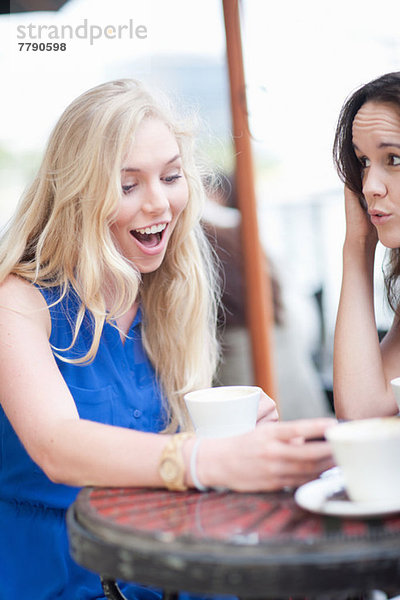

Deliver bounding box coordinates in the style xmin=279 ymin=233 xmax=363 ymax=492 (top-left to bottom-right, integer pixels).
xmin=184 ymin=385 xmax=261 ymax=438
xmin=390 ymin=377 xmax=400 ymax=414
xmin=326 ymin=417 xmax=400 ymax=504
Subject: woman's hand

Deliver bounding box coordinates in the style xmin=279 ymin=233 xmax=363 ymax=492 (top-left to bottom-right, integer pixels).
xmin=199 ymin=418 xmax=336 ymax=492
xmin=256 ymin=391 xmax=279 ymax=424
xmin=344 ymin=186 xmax=378 ymax=248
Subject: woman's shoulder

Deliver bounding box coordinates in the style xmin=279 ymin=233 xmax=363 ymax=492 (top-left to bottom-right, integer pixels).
xmin=0 ymin=274 xmax=44 ymax=303
xmin=0 ymin=274 xmax=50 ymax=331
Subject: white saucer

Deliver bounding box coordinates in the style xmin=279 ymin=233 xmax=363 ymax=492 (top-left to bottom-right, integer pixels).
xmin=294 ymin=473 xmax=400 ymax=518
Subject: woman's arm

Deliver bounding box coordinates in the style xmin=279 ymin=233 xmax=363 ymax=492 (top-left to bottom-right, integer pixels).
xmin=0 ymin=275 xmax=334 ymax=492
xmin=0 ymin=275 xmax=170 ymax=488
xmin=333 ymin=188 xmax=398 ymax=418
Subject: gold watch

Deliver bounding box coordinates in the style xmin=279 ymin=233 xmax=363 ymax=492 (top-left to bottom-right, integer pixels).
xmin=159 ymin=432 xmax=194 ymax=491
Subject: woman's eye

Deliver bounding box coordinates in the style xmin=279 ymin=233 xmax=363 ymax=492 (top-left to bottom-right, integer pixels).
xmin=122 ymin=184 xmax=137 ymax=194
xmin=389 ymin=154 xmax=400 ymax=166
xmin=162 ymin=174 xmax=182 ymax=184
xmin=358 ymin=156 xmax=370 ymax=168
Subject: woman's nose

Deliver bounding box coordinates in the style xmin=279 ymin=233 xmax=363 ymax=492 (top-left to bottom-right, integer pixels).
xmin=362 ymin=166 xmax=387 ymax=199
xmin=142 ymin=183 xmax=169 ymax=214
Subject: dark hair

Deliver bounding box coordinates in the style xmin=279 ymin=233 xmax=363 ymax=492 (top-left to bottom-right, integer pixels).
xmin=333 ymin=72 xmax=400 ymax=315
xmin=333 ymin=71 xmax=400 ymax=199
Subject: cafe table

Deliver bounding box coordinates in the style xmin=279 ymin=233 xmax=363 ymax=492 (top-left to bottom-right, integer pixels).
xmin=67 ymin=484 xmax=400 ymax=600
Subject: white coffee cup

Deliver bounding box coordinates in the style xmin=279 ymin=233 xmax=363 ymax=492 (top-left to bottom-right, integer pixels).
xmin=325 ymin=417 xmax=400 ymax=504
xmin=184 ymin=385 xmax=261 ymax=438
xmin=390 ymin=377 xmax=400 ymax=414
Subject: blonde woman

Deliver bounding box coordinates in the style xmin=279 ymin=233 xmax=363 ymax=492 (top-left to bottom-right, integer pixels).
xmin=0 ymin=79 xmax=334 ymax=599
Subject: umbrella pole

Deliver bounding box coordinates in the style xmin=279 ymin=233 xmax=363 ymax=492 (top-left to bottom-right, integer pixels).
xmin=222 ymin=0 xmax=277 ymax=400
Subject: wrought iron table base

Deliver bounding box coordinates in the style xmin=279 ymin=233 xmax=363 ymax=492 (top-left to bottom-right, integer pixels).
xmin=101 ymin=578 xmax=128 ymax=600
xmin=101 ymin=577 xmax=179 ymax=600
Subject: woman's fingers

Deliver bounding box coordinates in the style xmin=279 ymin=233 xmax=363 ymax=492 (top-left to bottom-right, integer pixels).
xmin=233 ymin=420 xmax=336 ymax=491
xmin=208 ymin=419 xmax=336 ymax=493
xmin=262 ymin=418 xmax=337 ymax=442
xmin=256 ymin=391 xmax=279 ymax=423
xmin=344 ymin=185 xmax=378 ymax=244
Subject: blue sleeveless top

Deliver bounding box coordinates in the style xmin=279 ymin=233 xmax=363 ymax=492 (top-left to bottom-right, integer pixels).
xmin=0 ymin=285 xmax=167 ymax=509
xmin=0 ymin=285 xmax=167 ymax=599
xmin=0 ymin=286 xmax=232 ymax=600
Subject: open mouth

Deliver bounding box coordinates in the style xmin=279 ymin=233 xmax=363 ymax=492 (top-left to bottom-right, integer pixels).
xmin=130 ymin=223 xmax=167 ymax=248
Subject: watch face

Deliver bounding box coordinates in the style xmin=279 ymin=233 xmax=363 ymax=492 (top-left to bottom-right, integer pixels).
xmin=161 ymin=458 xmax=179 ymax=482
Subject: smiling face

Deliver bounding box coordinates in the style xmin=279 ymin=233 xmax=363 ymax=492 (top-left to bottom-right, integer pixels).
xmin=352 ymin=101 xmax=400 ymax=248
xmin=110 ymin=117 xmax=189 ymax=273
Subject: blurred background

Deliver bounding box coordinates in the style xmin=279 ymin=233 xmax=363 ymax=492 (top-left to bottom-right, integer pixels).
xmin=1 ymin=0 xmax=399 ymax=417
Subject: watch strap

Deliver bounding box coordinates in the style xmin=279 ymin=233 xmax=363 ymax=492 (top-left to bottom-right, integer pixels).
xmin=159 ymin=432 xmax=194 ymax=491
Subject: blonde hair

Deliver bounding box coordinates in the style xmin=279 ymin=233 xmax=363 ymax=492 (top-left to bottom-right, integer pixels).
xmin=0 ymin=79 xmax=220 ymax=432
